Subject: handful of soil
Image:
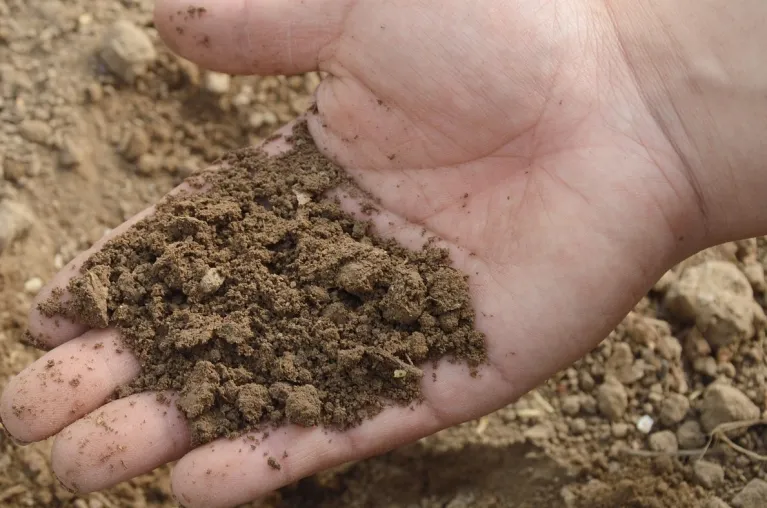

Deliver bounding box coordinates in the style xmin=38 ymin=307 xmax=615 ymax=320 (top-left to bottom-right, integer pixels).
xmin=42 ymin=122 xmax=487 ymax=446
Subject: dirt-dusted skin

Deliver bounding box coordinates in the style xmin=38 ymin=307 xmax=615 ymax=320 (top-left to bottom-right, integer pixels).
xmin=41 ymin=122 xmax=487 ymax=446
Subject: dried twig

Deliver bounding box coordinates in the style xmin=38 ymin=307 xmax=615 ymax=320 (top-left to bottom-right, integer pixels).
xmin=712 ymin=419 xmax=767 ymax=462
xmin=619 ymin=418 xmax=767 ymax=461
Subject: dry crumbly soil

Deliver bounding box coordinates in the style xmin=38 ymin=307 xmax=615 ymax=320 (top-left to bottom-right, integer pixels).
xmin=43 ymin=121 xmax=487 ymax=447
xmin=1 ymin=1 xmax=766 ymax=507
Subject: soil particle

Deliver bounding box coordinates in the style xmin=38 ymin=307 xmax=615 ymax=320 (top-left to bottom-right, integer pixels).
xmin=692 ymin=460 xmax=724 ymax=489
xmin=595 ymin=376 xmax=627 ymax=421
xmin=120 ymin=128 xmax=151 ymax=162
xmin=698 ymin=383 xmax=760 ymax=433
xmin=611 ymin=422 xmax=629 ymax=438
xmin=704 ymin=497 xmax=732 ymax=508
xmin=236 ymin=383 xmax=270 ymax=423
xmin=23 ymin=277 xmax=44 ymax=295
xmin=59 ymin=266 xmax=111 ymax=328
xmin=136 ymin=154 xmax=163 ymax=176
xmin=177 ymin=361 xmax=220 ymax=418
xmin=659 ymin=392 xmax=690 ymax=426
xmin=605 ymin=342 xmax=642 ymax=384
xmin=381 ymin=268 xmax=427 ymax=325
xmin=198 ymin=267 xmax=224 ymax=295
xmin=18 ymin=120 xmax=52 ymax=146
xmin=43 ymin=121 xmax=487 ymax=446
xmin=647 ymin=430 xmax=678 ymax=453
xmin=0 ymin=201 xmax=35 ymax=252
xmin=665 ymin=261 xmax=766 ymax=348
xmin=731 ymin=479 xmax=767 ymax=508
xmin=99 ymin=20 xmax=157 ymax=82
xmin=676 ymin=420 xmax=707 ymax=449
xmin=560 ymin=396 xmax=580 ymax=416
xmin=285 ymin=385 xmax=322 ymax=427
xmin=58 ymin=136 xmax=87 ymax=169
xmin=742 ymin=260 xmax=765 ymax=291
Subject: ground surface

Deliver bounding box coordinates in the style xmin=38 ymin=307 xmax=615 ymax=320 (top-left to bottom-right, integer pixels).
xmin=1 ymin=1 xmax=766 ymax=507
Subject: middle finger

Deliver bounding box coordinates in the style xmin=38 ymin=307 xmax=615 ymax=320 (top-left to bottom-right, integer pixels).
xmin=52 ymin=391 xmax=191 ymax=493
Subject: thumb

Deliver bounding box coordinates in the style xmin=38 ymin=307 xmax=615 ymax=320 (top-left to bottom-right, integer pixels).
xmin=154 ymin=0 xmax=351 ymax=75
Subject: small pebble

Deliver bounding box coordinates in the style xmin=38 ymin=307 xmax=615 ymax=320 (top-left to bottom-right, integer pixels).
xmin=100 ymin=20 xmax=157 ymax=82
xmin=569 ymin=418 xmax=587 ymax=435
xmin=648 ymin=430 xmax=678 ymax=453
xmin=742 ymin=261 xmax=766 ymax=292
xmin=677 ymin=420 xmax=707 ymax=449
xmin=249 ymin=111 xmax=278 ymax=129
xmin=693 ymin=460 xmax=724 ymax=489
xmin=693 ymin=356 xmax=718 ymax=377
xmin=199 ymin=268 xmax=224 ymax=295
xmin=596 ymin=376 xmax=628 ymax=421
xmin=524 ymin=423 xmax=553 ymax=441
xmin=732 ymin=478 xmax=767 ymax=508
xmin=19 ymin=119 xmax=52 ymax=145
xmin=561 ymin=396 xmax=581 ymax=416
xmin=120 ymin=128 xmax=151 ymax=161
xmin=636 ymin=415 xmax=654 ymax=434
xmin=24 ymin=277 xmax=43 ymax=294
xmin=0 ymin=201 xmax=35 ymax=252
xmin=579 ymin=371 xmax=595 ymax=391
xmin=718 ymin=361 xmax=736 ymax=378
xmin=136 ymin=153 xmax=162 ymax=176
xmin=659 ymin=393 xmax=690 ymax=426
xmin=59 ymin=137 xmax=86 ymax=168
xmin=700 ymin=383 xmax=760 ymax=433
xmin=203 ymin=71 xmax=231 ymax=95
xmin=611 ymin=422 xmax=629 ymax=438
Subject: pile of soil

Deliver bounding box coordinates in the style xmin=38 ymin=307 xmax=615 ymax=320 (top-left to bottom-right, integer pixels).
xmin=41 ymin=121 xmax=486 ymax=446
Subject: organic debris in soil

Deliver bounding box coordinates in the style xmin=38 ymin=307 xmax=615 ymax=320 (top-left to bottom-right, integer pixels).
xmin=41 ymin=121 xmax=487 ymax=446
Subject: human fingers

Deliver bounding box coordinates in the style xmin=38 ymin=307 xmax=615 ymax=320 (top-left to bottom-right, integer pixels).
xmin=0 ymin=329 xmax=139 ymax=443
xmin=154 ymin=0 xmax=352 ymax=75
xmin=51 ymin=392 xmax=190 ymax=494
xmin=170 ymin=360 xmax=513 ymax=508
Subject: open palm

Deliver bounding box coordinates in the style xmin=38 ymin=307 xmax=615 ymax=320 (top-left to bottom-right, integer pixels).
xmin=1 ymin=1 xmax=707 ymax=507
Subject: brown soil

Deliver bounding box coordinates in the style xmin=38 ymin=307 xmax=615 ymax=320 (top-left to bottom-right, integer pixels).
xmin=42 ymin=121 xmax=485 ymax=446
xmin=1 ymin=1 xmax=765 ymax=507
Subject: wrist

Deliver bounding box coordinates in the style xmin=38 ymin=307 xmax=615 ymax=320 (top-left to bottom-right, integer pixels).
xmin=606 ymin=1 xmax=767 ymax=247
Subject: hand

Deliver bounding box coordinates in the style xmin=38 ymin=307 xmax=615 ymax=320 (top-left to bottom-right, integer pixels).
xmin=2 ymin=1 xmax=763 ymax=507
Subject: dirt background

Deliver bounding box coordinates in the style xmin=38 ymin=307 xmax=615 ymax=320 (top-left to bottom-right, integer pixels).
xmin=1 ymin=1 xmax=765 ymax=507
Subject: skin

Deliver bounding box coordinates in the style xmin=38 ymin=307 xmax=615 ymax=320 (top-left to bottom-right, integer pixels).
xmin=2 ymin=1 xmax=766 ymax=507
